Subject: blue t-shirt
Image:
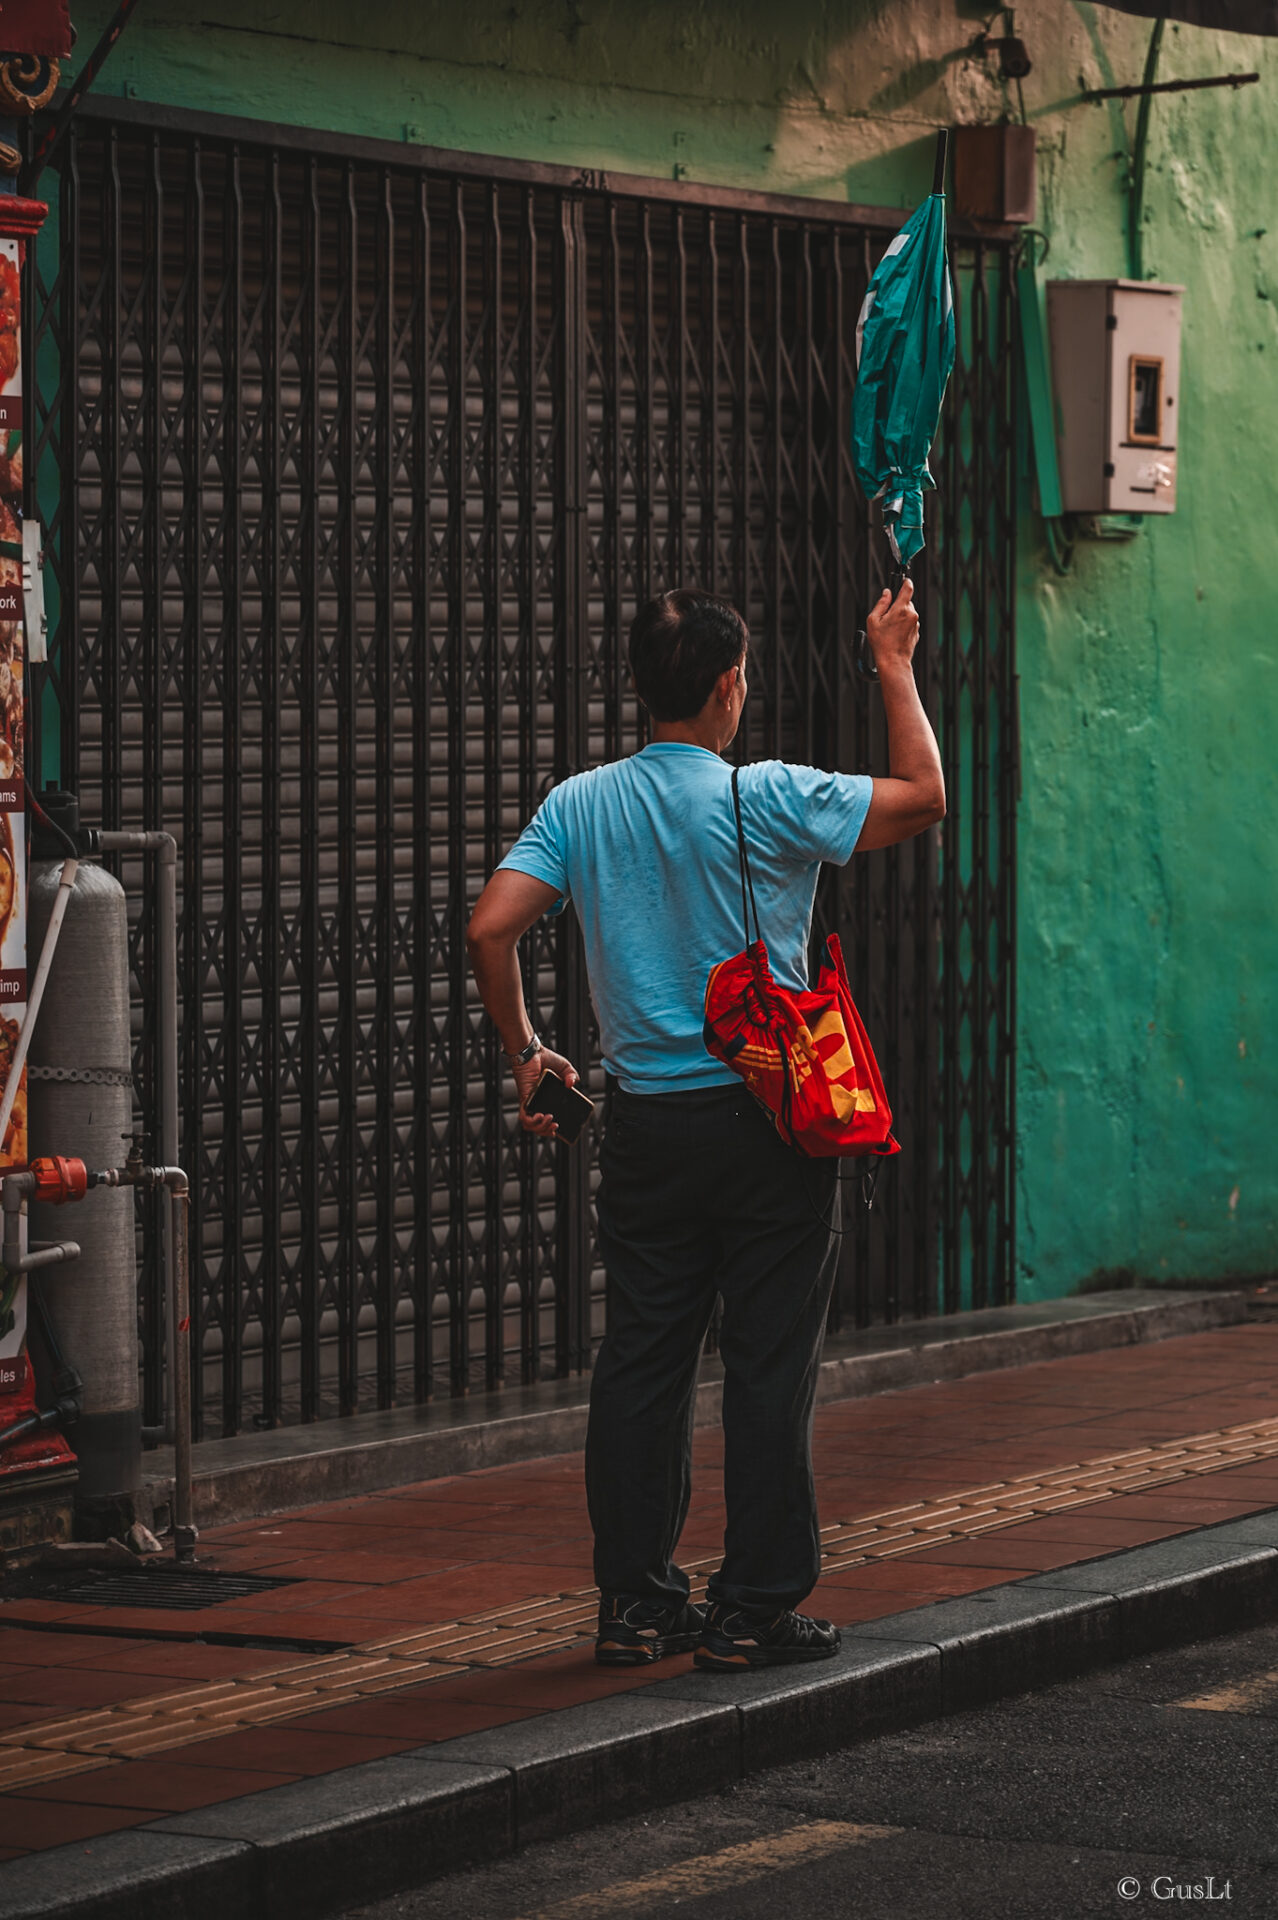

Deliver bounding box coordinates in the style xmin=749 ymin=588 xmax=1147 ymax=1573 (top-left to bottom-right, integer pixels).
xmin=497 ymin=744 xmax=873 ymax=1095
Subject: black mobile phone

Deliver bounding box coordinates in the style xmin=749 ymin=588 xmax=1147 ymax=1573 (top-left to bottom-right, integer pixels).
xmin=525 ymin=1069 xmax=595 ymax=1143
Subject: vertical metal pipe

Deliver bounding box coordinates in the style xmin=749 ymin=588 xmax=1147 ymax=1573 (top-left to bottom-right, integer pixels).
xmin=336 ymin=161 xmax=359 ymax=1414
xmin=410 ymin=171 xmax=432 ymax=1403
xmin=566 ymin=191 xmax=591 ymax=1375
xmin=141 ymin=130 xmax=165 ymax=1426
xmin=169 ymin=1179 xmax=195 ymax=1560
xmin=639 ymin=202 xmax=654 ymax=594
xmin=482 ymin=180 xmax=502 ymax=1391
xmin=599 ymin=198 xmax=619 ymax=764
xmin=768 ymin=221 xmax=783 ymax=755
xmin=261 ymin=148 xmax=284 ymax=1426
xmin=916 ymin=513 xmax=940 ymax=1323
xmin=970 ymin=247 xmax=991 ymax=1310
xmin=707 ymin=211 xmax=721 ymax=599
xmin=445 ymin=176 xmax=467 ymax=1397
xmin=95 ymin=831 xmax=178 ymax=1438
xmin=89 ymin=1161 xmax=194 ymax=1558
xmin=735 ymin=215 xmax=750 ymax=755
xmin=299 ymin=154 xmax=321 ymax=1422
xmin=673 ymin=205 xmax=687 ymax=589
xmin=937 ymin=274 xmax=955 ymax=1320
xmin=551 ymin=189 xmax=590 ymax=1376
xmin=158 ymin=840 xmax=178 ymax=1394
xmin=1128 ymin=19 xmax=1166 ymax=281
xmin=374 ymin=167 xmax=397 ymax=1408
xmin=182 ymin=137 xmax=208 ymax=1438
xmin=517 ymin=185 xmax=539 ymax=1379
xmin=693 ymin=208 xmax=711 ymax=595
xmin=999 ymin=254 xmax=1019 ymax=1306
xmin=830 ymin=226 xmax=854 ymax=1332
xmin=61 ymin=132 xmax=84 ymax=791
xmin=222 ymin=145 xmax=245 ymax=1432
xmin=800 ymin=224 xmax=815 ymax=762
xmin=103 ymin=126 xmax=123 ymax=828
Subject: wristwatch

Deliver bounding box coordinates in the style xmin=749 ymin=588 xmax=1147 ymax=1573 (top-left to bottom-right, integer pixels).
xmin=505 ymin=1033 xmax=542 ymax=1066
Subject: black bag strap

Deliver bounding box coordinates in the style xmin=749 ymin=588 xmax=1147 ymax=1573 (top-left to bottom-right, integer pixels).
xmin=731 ymin=766 xmax=763 ymax=949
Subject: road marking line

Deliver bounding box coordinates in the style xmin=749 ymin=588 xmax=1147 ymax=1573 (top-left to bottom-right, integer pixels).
xmin=1174 ymin=1669 xmax=1278 ymax=1714
xmin=0 ymin=1409 xmax=1276 ymax=1790
xmin=520 ymin=1819 xmax=901 ymax=1918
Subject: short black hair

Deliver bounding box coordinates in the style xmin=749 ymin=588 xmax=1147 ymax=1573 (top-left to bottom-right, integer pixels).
xmin=628 ymin=590 xmax=749 ymax=722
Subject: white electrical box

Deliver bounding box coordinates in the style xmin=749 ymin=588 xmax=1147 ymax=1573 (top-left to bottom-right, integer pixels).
xmin=1046 ymin=279 xmax=1183 ymax=514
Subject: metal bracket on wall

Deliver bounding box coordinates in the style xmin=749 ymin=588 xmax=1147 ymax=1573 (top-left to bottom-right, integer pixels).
xmin=1083 ymin=72 xmax=1259 ymax=102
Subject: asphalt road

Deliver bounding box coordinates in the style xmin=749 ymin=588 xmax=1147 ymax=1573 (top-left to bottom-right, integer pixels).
xmin=342 ymin=1619 xmax=1278 ymax=1920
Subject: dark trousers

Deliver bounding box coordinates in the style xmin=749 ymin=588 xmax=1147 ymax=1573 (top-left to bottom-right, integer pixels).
xmin=586 ymin=1080 xmax=839 ymax=1614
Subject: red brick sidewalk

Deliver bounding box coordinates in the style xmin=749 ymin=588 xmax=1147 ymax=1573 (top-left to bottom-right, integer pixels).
xmin=2 ymin=1320 xmax=1277 ymax=1861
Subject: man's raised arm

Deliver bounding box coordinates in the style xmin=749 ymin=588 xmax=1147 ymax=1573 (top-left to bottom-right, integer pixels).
xmin=853 ymin=577 xmax=946 ymax=853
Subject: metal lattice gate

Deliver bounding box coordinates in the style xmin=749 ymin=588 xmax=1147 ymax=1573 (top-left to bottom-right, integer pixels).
xmin=31 ymin=99 xmax=1017 ymax=1440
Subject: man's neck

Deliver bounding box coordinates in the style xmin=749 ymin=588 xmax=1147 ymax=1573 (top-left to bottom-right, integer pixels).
xmin=649 ymin=721 xmax=727 ymax=755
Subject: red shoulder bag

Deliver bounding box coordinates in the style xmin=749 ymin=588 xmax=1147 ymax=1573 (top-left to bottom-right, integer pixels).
xmin=703 ymin=767 xmax=900 ymax=1162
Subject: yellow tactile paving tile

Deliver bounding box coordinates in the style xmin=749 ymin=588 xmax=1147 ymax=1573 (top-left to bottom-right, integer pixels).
xmin=3 ymin=1711 xmax=121 ymax=1751
xmin=0 ymin=1407 xmax=1276 ymax=1795
xmin=524 ymin=1819 xmax=902 ymax=1919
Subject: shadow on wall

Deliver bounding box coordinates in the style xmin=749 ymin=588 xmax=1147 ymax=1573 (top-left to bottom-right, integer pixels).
xmin=128 ymin=0 xmax=1017 ymax=207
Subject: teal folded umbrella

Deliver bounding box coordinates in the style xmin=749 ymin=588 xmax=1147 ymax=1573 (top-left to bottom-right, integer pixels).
xmin=851 ymin=132 xmax=955 ymax=571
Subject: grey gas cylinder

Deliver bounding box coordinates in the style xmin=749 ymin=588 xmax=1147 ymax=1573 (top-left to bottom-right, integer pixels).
xmin=27 ymin=859 xmax=140 ymax=1532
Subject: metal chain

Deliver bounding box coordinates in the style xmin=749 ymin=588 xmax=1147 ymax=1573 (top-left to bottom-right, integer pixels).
xmin=28 ymin=1065 xmax=135 ymax=1087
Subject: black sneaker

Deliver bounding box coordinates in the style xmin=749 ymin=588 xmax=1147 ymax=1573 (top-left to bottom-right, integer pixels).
xmin=595 ymin=1596 xmax=706 ymax=1667
xmin=694 ymin=1602 xmax=841 ymax=1671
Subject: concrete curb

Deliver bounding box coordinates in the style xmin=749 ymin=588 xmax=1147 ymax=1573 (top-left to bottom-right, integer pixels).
xmin=147 ymin=1288 xmax=1251 ymax=1529
xmin=7 ymin=1508 xmax=1278 ymax=1920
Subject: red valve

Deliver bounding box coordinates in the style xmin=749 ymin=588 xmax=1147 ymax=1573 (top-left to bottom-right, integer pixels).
xmin=29 ymin=1157 xmax=89 ymax=1206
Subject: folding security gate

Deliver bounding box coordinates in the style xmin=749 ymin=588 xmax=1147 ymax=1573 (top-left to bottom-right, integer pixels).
xmin=31 ymin=99 xmax=1017 ymax=1440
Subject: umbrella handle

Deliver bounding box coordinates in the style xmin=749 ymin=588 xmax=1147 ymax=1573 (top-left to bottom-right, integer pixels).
xmin=932 ymin=128 xmax=948 ymax=198
xmin=855 ymin=564 xmax=913 ymax=684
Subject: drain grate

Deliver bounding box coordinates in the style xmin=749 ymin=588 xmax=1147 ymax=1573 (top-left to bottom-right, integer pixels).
xmin=45 ymin=1567 xmax=295 ymax=1610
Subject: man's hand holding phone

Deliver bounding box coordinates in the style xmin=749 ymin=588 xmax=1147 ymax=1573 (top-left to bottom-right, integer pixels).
xmin=512 ymin=1048 xmax=587 ymax=1140
xmin=523 ymin=1064 xmax=594 ymax=1143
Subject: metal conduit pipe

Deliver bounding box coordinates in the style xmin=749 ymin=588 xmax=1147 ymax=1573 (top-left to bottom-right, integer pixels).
xmin=91 ymin=831 xmax=179 ymax=1446
xmin=90 ymin=1160 xmax=195 ymax=1562
xmin=0 ymin=1403 xmax=68 ymax=1450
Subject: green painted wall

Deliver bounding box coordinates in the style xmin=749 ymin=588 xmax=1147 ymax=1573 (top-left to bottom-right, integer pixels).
xmin=63 ymin=1 xmax=1278 ymax=1295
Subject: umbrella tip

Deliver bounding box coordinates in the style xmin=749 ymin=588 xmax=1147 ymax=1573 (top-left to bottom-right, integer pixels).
xmin=932 ymin=128 xmax=948 ymax=197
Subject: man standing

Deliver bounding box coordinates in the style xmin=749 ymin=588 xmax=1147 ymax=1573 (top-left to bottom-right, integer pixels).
xmin=467 ymin=580 xmax=943 ymax=1671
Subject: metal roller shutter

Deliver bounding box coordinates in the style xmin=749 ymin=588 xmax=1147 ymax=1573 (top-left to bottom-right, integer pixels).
xmin=32 ymin=101 xmax=1017 ymax=1439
